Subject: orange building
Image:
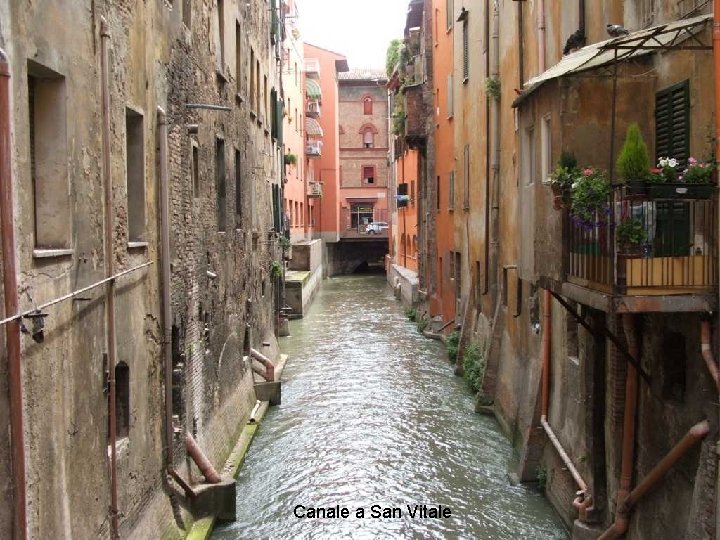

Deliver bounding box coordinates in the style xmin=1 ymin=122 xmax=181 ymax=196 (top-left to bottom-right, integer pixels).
xmin=338 ymin=69 xmax=390 ymax=238
xmin=303 ymin=44 xmax=349 ymax=242
xmin=281 ymin=0 xmax=307 ymax=242
xmin=393 ymin=147 xmax=419 ymax=272
xmin=430 ymin=0 xmax=456 ymax=327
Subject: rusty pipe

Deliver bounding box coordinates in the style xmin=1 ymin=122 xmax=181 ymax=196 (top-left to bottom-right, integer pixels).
xmin=185 ymin=432 xmax=222 ymax=484
xmin=701 ymin=320 xmax=720 ymax=392
xmin=250 ymin=347 xmax=275 ymax=381
xmin=541 ymin=289 xmax=551 ymax=418
xmin=599 ymin=420 xmax=710 ymax=540
xmin=605 ymin=314 xmax=640 ymax=539
xmin=100 ymin=19 xmax=119 ymax=538
xmin=537 ymin=0 xmax=546 ymax=73
xmin=0 ymin=47 xmax=27 ymax=540
xmin=715 ymin=0 xmax=720 ymax=177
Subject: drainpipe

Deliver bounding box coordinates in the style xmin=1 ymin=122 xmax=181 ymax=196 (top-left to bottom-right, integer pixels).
xmin=599 ymin=420 xmax=710 ymax=540
xmin=489 ymin=0 xmax=500 ymax=303
xmin=157 ymin=108 xmax=196 ymax=498
xmin=713 ymin=4 xmax=720 ymax=535
xmin=540 ymin=289 xmax=592 ymax=518
xmin=603 ymin=314 xmax=639 ymax=539
xmin=538 ymin=0 xmax=546 ymax=73
xmin=0 ymin=47 xmax=27 ymax=540
xmin=100 ymin=19 xmax=119 ymax=538
xmin=185 ymin=433 xmax=221 ymax=484
xmin=250 ymin=347 xmax=275 ymax=382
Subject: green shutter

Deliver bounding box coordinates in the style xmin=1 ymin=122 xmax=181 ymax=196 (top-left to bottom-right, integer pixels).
xmin=655 ymin=80 xmax=689 ymax=164
xmin=462 ymin=20 xmax=469 ymax=80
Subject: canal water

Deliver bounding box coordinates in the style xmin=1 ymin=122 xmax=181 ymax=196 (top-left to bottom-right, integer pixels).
xmin=213 ymin=275 xmax=567 ymax=539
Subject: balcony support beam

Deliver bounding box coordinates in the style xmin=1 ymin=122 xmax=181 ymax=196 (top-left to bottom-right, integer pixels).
xmin=546 ymin=289 xmax=652 ymax=387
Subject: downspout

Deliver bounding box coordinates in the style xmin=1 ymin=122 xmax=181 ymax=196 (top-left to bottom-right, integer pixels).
xmin=598 ymin=420 xmax=710 ymax=540
xmin=538 ymin=0 xmax=546 ymax=73
xmin=540 ymin=289 xmax=592 ymax=518
xmin=157 ymin=108 xmax=195 ymax=498
xmin=100 ymin=20 xmax=119 ymax=538
xmin=0 ymin=47 xmax=27 ymax=540
xmin=604 ymin=313 xmax=640 ymax=538
xmin=489 ymin=1 xmax=500 ymax=304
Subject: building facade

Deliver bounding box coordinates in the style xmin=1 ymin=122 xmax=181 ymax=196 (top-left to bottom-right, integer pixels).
xmin=0 ymin=0 xmax=285 ymax=537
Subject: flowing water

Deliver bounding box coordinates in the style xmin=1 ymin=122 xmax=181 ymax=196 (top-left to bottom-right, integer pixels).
xmin=213 ymin=275 xmax=567 ymax=539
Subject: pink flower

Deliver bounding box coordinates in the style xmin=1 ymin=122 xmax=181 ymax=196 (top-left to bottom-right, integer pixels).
xmin=583 ymin=168 xmax=594 ymax=176
xmin=688 ymin=157 xmax=698 ymax=165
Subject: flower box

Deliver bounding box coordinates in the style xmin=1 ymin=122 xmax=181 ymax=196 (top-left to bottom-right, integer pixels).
xmin=625 ymin=182 xmax=715 ymax=200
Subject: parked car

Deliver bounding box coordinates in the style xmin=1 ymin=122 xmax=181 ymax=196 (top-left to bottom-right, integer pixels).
xmin=366 ymin=221 xmax=388 ymax=234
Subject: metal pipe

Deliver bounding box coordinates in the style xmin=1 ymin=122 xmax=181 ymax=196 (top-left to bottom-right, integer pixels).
xmin=0 ymin=262 xmax=152 ymax=328
xmin=700 ymin=320 xmax=720 ymax=392
xmin=0 ymin=46 xmax=28 ymax=540
xmin=100 ymin=18 xmax=119 ymax=538
xmin=184 ymin=103 xmax=231 ymax=112
xmin=606 ymin=313 xmax=639 ymax=539
xmin=599 ymin=420 xmax=710 ymax=540
xmin=714 ymin=6 xmax=720 ymax=536
xmin=489 ymin=0 xmax=501 ymax=302
xmin=250 ymin=347 xmax=275 ymax=381
xmin=249 ymin=400 xmax=262 ymax=423
xmin=537 ymin=0 xmax=546 ymax=73
xmin=185 ymin=432 xmax=222 ymax=484
xmin=540 ymin=289 xmax=592 ymax=517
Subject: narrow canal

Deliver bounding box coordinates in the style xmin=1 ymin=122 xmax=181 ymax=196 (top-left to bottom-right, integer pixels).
xmin=214 ymin=275 xmax=567 ymax=539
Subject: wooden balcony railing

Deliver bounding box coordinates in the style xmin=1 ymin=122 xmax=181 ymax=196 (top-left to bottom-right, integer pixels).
xmin=566 ymin=184 xmax=717 ymax=295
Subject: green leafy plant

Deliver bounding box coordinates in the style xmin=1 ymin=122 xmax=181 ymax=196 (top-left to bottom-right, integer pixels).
xmin=270 ymin=260 xmax=283 ymax=278
xmin=385 ymin=39 xmax=403 ymax=77
xmin=405 ymin=306 xmax=417 ymax=322
xmin=446 ymin=331 xmax=460 ymax=363
xmin=616 ymin=217 xmax=647 ymax=247
xmin=559 ymin=150 xmax=578 ymax=170
xmin=416 ymin=319 xmax=428 ymax=334
xmin=616 ymin=123 xmax=650 ymax=181
xmin=462 ymin=342 xmax=485 ymax=392
xmin=570 ymin=168 xmax=611 ymax=224
xmin=392 ymin=94 xmax=406 ymax=136
xmin=536 ymin=464 xmax=548 ymax=491
xmin=485 ymin=77 xmax=501 ymax=100
xmin=682 ymin=157 xmax=716 ymax=184
xmin=284 ymin=153 xmax=297 ymax=166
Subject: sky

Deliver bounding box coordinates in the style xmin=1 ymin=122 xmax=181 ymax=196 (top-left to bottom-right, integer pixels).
xmin=297 ymin=0 xmax=409 ymax=71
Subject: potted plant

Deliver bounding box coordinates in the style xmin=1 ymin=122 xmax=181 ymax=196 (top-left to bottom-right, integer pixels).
xmin=270 ymin=260 xmax=283 ymax=278
xmin=616 ymin=123 xmax=650 ymax=196
xmin=548 ymin=151 xmax=578 ymax=209
xmin=280 ymin=236 xmax=292 ymax=260
xmin=645 ymin=156 xmax=717 ymax=199
xmin=570 ymin=167 xmax=612 ymax=226
xmin=284 ymin=153 xmax=297 ymax=167
xmin=616 ymin=217 xmax=647 ymax=257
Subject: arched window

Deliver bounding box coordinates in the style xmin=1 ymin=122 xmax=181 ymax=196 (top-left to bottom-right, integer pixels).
xmin=363 ymin=96 xmax=373 ymax=115
xmin=362 ymin=129 xmax=374 ymax=148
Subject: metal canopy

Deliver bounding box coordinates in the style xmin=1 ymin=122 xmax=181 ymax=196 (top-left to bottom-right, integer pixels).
xmin=513 ymin=14 xmax=712 ymax=108
xmin=306 ymin=79 xmax=322 ymax=100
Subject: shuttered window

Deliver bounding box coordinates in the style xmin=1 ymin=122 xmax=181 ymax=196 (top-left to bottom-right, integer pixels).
xmin=655 ymin=80 xmax=689 ymax=165
xmin=447 ymin=74 xmax=454 ymax=117
xmin=463 ymin=145 xmax=470 ymax=210
xmin=446 ymin=0 xmax=453 ymax=30
xmin=448 ymin=171 xmax=455 ymax=211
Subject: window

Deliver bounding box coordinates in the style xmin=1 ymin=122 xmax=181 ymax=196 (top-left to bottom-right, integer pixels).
xmin=235 ymin=21 xmax=242 ymax=94
xmin=28 ymin=64 xmax=71 ymax=250
xmin=255 ymin=59 xmax=261 ymax=114
xmin=410 ymin=180 xmax=415 ymax=204
xmin=264 ymin=75 xmax=268 ymax=122
xmin=462 ymin=19 xmax=469 ymax=81
xmin=363 ymin=129 xmax=374 ymax=148
xmin=362 ymin=165 xmax=375 ymax=185
xmin=191 ymin=141 xmax=199 ymax=198
xmin=217 ymin=0 xmax=225 ymax=71
xmin=363 ymin=96 xmax=373 ymax=115
xmin=446 ymin=0 xmax=453 ymax=30
xmin=655 ymin=81 xmax=689 ymax=165
xmin=216 ymin=138 xmax=226 ymax=231
xmin=436 ymin=175 xmax=441 ymax=211
xmin=463 ymin=145 xmax=470 ymax=210
xmin=522 ymin=126 xmax=536 ymax=185
xmin=397 ymin=183 xmax=408 ymax=208
xmin=447 ymin=74 xmax=454 ymax=117
xmin=115 ymin=362 xmax=130 ymax=439
xmin=249 ymin=49 xmax=256 ymax=112
xmin=126 ymin=109 xmax=146 ymax=243
xmin=300 ymin=202 xmax=304 ymax=226
xmin=448 ymin=170 xmax=455 ymax=211
xmin=235 ymin=148 xmax=242 ymax=227
xmin=540 ymin=114 xmax=551 ymax=183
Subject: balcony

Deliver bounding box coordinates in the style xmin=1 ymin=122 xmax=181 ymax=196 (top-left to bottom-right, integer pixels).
xmin=307 ymin=100 xmax=321 ymax=118
xmin=555 ymin=184 xmax=717 ymax=312
xmin=307 ymin=181 xmax=322 ymax=198
xmin=305 ymin=58 xmax=320 ymax=78
xmin=306 ymin=141 xmax=322 ymax=157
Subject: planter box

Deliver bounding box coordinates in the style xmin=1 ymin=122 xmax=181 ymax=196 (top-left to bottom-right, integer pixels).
xmin=625 ymin=182 xmax=716 ymax=200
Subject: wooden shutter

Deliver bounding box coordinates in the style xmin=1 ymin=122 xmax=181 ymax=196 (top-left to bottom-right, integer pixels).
xmin=447 ymin=74 xmax=453 ymax=117
xmin=462 ymin=21 xmax=469 ymax=80
xmin=655 ymin=80 xmax=689 ymax=165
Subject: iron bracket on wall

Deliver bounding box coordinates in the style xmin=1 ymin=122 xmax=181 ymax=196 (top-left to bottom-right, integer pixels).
xmin=547 ymin=289 xmax=651 ymax=386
